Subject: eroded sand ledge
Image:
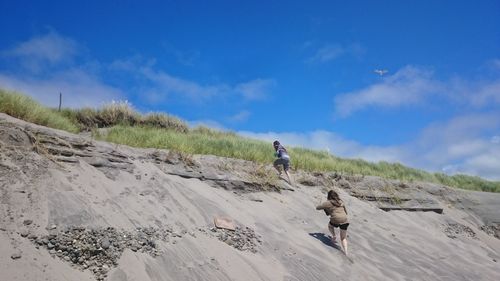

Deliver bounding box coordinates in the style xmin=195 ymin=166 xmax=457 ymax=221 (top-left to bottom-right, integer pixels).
xmin=0 ymin=113 xmax=499 ymax=281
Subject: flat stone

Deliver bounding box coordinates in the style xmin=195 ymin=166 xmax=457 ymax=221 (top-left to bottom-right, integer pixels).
xmin=23 ymin=219 xmax=33 ymax=225
xmin=214 ymin=217 xmax=236 ymax=231
xmin=11 ymin=253 xmax=22 ymax=260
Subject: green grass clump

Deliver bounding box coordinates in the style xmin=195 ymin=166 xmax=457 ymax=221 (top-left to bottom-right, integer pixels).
xmin=140 ymin=113 xmax=188 ymax=133
xmin=60 ymin=101 xmax=140 ymax=130
xmin=0 ymin=89 xmax=79 ymax=133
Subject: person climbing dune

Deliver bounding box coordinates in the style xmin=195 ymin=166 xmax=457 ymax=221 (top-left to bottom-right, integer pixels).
xmin=272 ymin=140 xmax=292 ymax=184
xmin=316 ymin=190 xmax=349 ymax=256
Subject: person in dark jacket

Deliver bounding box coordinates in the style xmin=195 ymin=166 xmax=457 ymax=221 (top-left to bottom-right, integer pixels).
xmin=316 ymin=190 xmax=349 ymax=255
xmin=273 ymin=140 xmax=291 ymax=184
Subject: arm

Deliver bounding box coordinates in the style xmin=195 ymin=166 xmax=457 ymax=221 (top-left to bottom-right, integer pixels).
xmin=316 ymin=201 xmax=328 ymax=210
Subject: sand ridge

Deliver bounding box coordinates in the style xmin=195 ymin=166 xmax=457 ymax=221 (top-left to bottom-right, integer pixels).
xmin=1 ymin=113 xmax=499 ymax=281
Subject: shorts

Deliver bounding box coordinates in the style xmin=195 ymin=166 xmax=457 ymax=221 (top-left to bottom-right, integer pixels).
xmin=274 ymin=158 xmax=290 ymax=171
xmin=330 ymin=222 xmax=349 ymax=230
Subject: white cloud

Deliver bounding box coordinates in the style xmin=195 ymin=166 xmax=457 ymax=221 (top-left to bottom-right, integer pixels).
xmin=1 ymin=32 xmax=274 ymax=108
xmin=3 ymin=31 xmax=78 ymax=72
xmin=306 ymin=43 xmax=365 ymax=64
xmin=0 ymin=70 xmax=123 ymax=108
xmin=307 ymin=44 xmax=345 ymax=63
xmin=470 ymin=80 xmax=500 ymax=106
xmin=0 ymin=31 xmax=122 ymax=107
xmin=228 ymin=110 xmax=251 ymax=123
xmin=334 ymin=65 xmax=500 ymax=117
xmin=140 ymin=67 xmax=229 ymax=102
xmin=111 ymin=58 xmax=275 ymax=104
xmin=334 ymin=66 xmax=440 ymax=117
xmin=235 ymin=79 xmax=275 ymax=100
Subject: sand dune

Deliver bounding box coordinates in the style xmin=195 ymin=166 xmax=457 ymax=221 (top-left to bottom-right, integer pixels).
xmin=0 ymin=113 xmax=499 ymax=281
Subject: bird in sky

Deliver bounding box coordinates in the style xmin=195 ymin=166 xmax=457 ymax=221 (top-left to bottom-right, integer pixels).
xmin=374 ymin=69 xmax=388 ymax=76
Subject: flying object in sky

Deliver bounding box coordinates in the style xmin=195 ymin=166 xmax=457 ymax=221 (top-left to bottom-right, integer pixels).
xmin=374 ymin=69 xmax=388 ymax=76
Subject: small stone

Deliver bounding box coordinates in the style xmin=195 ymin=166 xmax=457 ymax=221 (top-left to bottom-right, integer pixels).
xmin=50 ymin=224 xmax=57 ymax=230
xmin=20 ymin=229 xmax=30 ymax=237
xmin=101 ymin=238 xmax=111 ymax=249
xmin=11 ymin=253 xmax=22 ymax=260
xmin=47 ymin=242 xmax=55 ymax=249
xmin=23 ymin=219 xmax=33 ymax=226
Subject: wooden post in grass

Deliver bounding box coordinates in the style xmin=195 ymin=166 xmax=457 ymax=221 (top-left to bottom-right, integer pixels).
xmin=58 ymin=92 xmax=62 ymax=111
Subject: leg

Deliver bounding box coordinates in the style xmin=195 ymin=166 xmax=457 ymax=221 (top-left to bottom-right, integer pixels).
xmin=284 ymin=169 xmax=292 ymax=184
xmin=273 ymin=159 xmax=282 ymax=175
xmin=340 ymin=229 xmax=348 ymax=256
xmin=328 ymin=223 xmax=337 ymax=244
xmin=283 ymin=160 xmax=292 ymax=184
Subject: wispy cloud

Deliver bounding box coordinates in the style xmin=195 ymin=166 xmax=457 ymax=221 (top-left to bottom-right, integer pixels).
xmin=0 ymin=31 xmax=123 ymax=107
xmin=334 ymin=65 xmax=500 ymax=117
xmin=140 ymin=67 xmax=229 ymax=102
xmin=112 ymin=58 xmax=276 ymax=104
xmin=228 ymin=110 xmax=251 ymax=123
xmin=2 ymin=30 xmax=79 ymax=73
xmin=235 ymin=78 xmax=276 ymax=101
xmin=307 ymin=44 xmax=345 ymax=63
xmin=0 ymin=70 xmax=123 ymax=108
xmin=1 ymin=32 xmax=275 ymax=109
xmin=306 ymin=43 xmax=365 ymax=64
xmin=334 ymin=66 xmax=440 ymax=117
xmin=162 ymin=43 xmax=200 ymax=67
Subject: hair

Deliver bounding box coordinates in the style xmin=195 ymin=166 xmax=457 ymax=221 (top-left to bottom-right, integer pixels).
xmin=328 ymin=190 xmax=346 ymax=210
xmin=273 ymin=140 xmax=280 ymax=146
xmin=327 ymin=190 xmax=339 ymax=200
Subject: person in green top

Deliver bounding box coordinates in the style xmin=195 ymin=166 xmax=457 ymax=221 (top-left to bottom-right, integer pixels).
xmin=316 ymin=190 xmax=349 ymax=255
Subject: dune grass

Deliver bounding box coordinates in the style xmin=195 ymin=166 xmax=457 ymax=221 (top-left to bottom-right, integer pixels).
xmin=0 ymin=89 xmax=79 ymax=133
xmin=58 ymin=102 xmax=188 ymax=132
xmin=1 ymin=89 xmax=499 ymax=192
xmin=99 ymin=125 xmax=500 ymax=193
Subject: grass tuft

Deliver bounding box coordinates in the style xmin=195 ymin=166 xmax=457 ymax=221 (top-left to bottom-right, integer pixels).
xmin=0 ymin=89 xmax=79 ymax=133
xmin=140 ymin=113 xmax=188 ymax=132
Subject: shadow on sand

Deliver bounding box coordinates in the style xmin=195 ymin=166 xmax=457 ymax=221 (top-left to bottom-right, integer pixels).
xmin=309 ymin=232 xmax=353 ymax=263
xmin=308 ymin=232 xmax=342 ymax=251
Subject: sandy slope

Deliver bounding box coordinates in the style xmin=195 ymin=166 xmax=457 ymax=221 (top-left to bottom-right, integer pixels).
xmin=0 ymin=113 xmax=499 ymax=281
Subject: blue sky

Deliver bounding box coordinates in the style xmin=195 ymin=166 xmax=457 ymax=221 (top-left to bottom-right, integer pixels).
xmin=1 ymin=0 xmax=499 ymax=180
